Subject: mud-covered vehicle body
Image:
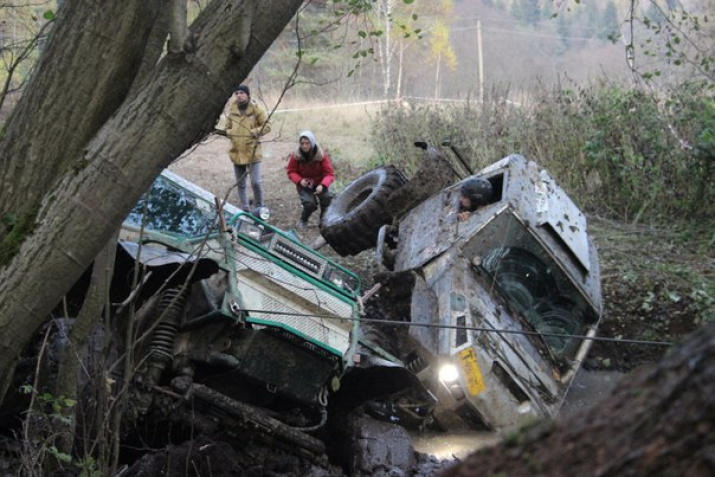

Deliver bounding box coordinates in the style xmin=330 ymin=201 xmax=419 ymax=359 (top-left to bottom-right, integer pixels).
xmin=107 ymin=170 xmax=404 ymax=453
xmin=322 ymin=151 xmax=602 ymax=431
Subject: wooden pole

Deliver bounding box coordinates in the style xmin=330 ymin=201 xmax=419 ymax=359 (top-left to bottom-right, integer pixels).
xmin=477 ymin=19 xmax=484 ymax=104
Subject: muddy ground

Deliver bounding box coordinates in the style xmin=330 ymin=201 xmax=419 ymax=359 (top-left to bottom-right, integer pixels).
xmin=157 ymin=133 xmax=713 ymax=475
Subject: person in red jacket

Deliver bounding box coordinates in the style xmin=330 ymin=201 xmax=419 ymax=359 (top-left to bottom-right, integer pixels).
xmin=286 ymin=131 xmax=335 ymax=228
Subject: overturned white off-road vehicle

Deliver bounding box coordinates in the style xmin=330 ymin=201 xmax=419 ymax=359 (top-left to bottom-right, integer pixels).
xmin=320 ymin=144 xmax=602 ymax=431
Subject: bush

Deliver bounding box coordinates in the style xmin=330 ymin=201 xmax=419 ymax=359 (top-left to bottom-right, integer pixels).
xmin=372 ymin=80 xmax=714 ymax=225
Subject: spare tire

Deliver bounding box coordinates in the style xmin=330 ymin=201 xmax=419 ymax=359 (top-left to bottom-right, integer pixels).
xmin=321 ymin=167 xmax=407 ymax=256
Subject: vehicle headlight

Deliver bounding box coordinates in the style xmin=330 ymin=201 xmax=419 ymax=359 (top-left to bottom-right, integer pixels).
xmin=254 ymin=206 xmax=270 ymax=221
xmin=236 ymin=220 xmax=264 ymax=241
xmin=322 ymin=267 xmax=356 ymax=293
xmin=438 ymin=363 xmax=459 ymax=384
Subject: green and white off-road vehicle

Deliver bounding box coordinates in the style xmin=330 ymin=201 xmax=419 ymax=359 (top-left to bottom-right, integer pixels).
xmin=100 ymin=170 xmax=413 ymax=455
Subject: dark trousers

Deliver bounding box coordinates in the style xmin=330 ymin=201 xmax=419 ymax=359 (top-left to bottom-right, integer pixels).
xmin=299 ymin=187 xmax=333 ymax=221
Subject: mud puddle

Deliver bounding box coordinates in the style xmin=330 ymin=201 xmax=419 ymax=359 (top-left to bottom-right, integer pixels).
xmin=411 ymin=370 xmax=624 ymax=461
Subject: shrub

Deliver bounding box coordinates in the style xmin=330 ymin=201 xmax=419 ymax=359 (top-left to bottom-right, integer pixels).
xmin=372 ymin=80 xmax=714 ymax=225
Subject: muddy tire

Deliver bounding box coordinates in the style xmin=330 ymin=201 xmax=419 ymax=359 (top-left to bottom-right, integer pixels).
xmin=321 ymin=167 xmax=407 ymax=256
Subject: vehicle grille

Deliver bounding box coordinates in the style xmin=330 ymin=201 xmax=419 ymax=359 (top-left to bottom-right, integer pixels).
xmin=234 ymin=245 xmax=354 ymax=354
xmin=272 ymin=238 xmax=323 ymax=275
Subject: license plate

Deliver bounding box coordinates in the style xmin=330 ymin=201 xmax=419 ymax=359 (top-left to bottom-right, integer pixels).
xmin=458 ymin=347 xmax=486 ymax=396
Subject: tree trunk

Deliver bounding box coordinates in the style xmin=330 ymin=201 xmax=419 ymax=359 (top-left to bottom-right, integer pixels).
xmin=52 ymin=236 xmax=116 ymax=458
xmin=0 ymin=0 xmax=303 ymax=404
xmin=395 ymin=37 xmax=404 ymax=99
xmin=377 ymin=0 xmax=394 ymax=100
xmin=435 ymin=52 xmax=441 ymax=99
xmin=0 ymin=0 xmax=163 ymax=237
xmin=441 ymin=323 xmax=715 ymax=477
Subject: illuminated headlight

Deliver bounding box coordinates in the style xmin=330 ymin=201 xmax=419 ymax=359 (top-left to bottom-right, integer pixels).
xmin=438 ymin=363 xmax=459 ymax=383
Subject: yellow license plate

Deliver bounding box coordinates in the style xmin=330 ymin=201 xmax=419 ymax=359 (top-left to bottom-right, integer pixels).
xmin=458 ymin=347 xmax=486 ymax=396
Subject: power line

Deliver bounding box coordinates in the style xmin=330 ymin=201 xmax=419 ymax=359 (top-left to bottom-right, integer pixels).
xmin=241 ymin=308 xmax=673 ymax=348
xmin=452 ymin=24 xmax=607 ymax=43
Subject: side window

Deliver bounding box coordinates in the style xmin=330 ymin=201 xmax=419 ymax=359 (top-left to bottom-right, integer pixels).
xmin=125 ymin=177 xmax=215 ymax=237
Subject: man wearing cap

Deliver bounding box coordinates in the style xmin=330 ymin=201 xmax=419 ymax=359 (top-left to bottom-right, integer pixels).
xmin=286 ymin=131 xmax=335 ymax=228
xmin=225 ymin=84 xmax=271 ymax=210
xmin=457 ymin=177 xmax=493 ymax=222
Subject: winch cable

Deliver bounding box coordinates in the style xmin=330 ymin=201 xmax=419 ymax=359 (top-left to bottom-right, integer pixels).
xmin=239 ymin=308 xmax=673 ymax=347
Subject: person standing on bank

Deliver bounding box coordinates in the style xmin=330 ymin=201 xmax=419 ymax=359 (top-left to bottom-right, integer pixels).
xmin=286 ymin=131 xmax=335 ymax=228
xmin=225 ymin=84 xmax=271 ymax=211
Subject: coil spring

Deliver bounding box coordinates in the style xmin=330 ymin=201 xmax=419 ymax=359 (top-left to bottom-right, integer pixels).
xmin=148 ymin=288 xmax=186 ymax=365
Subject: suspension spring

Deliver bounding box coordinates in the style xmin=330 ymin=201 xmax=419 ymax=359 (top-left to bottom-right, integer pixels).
xmin=148 ymin=288 xmax=186 ymax=366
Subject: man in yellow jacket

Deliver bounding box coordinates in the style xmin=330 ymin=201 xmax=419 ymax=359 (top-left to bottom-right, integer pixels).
xmin=225 ymin=84 xmax=271 ymax=211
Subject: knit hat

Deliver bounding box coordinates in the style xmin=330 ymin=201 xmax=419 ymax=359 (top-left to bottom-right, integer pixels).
xmin=461 ymin=177 xmax=493 ymax=207
xmin=299 ymin=131 xmax=316 ymax=149
xmin=234 ymin=84 xmax=250 ymax=96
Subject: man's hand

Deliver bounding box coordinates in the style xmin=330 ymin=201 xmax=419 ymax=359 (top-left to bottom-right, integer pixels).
xmin=457 ymin=211 xmax=471 ymax=222
xmin=300 ymin=179 xmax=310 ymax=188
xmin=314 ymin=185 xmax=324 ymax=195
xmin=214 ymin=129 xmax=227 ymax=137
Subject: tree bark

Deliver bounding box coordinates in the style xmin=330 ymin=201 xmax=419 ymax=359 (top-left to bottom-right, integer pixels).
xmin=53 ymin=236 xmax=116 ymax=457
xmin=441 ymin=322 xmax=715 ymax=477
xmin=0 ymin=0 xmax=163 ymax=236
xmin=0 ymin=0 xmax=303 ymax=404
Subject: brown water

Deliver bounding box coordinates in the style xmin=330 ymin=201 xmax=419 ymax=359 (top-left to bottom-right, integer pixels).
xmin=410 ymin=370 xmax=625 ymax=460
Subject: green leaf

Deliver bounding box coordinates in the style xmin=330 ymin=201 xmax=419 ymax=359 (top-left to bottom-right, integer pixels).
xmin=667 ymin=290 xmax=682 ymax=303
xmin=404 ymin=0 xmax=415 ymax=4
xmin=43 ymin=10 xmax=55 ymax=21
xmin=412 ymin=13 xmax=418 ymax=21
xmin=358 ymin=30 xmax=367 ymax=39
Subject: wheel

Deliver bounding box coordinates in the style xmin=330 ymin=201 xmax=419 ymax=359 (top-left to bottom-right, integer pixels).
xmin=321 ymin=167 xmax=406 ymax=256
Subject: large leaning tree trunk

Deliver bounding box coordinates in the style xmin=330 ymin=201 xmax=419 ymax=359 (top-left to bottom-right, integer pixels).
xmin=441 ymin=322 xmax=715 ymax=477
xmin=0 ymin=0 xmax=303 ymax=404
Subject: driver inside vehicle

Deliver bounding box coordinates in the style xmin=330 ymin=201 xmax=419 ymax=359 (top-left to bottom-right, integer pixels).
xmin=457 ymin=177 xmax=493 ymax=222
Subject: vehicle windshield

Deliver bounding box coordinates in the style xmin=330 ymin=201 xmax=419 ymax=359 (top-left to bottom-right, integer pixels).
xmin=463 ymin=212 xmax=594 ymax=360
xmin=125 ymin=175 xmax=218 ymax=238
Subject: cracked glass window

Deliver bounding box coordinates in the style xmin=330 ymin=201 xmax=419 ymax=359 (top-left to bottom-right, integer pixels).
xmin=125 ymin=176 xmax=216 ymax=237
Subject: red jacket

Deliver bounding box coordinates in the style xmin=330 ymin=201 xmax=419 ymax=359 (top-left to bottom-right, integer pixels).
xmin=286 ymin=145 xmax=335 ymax=190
